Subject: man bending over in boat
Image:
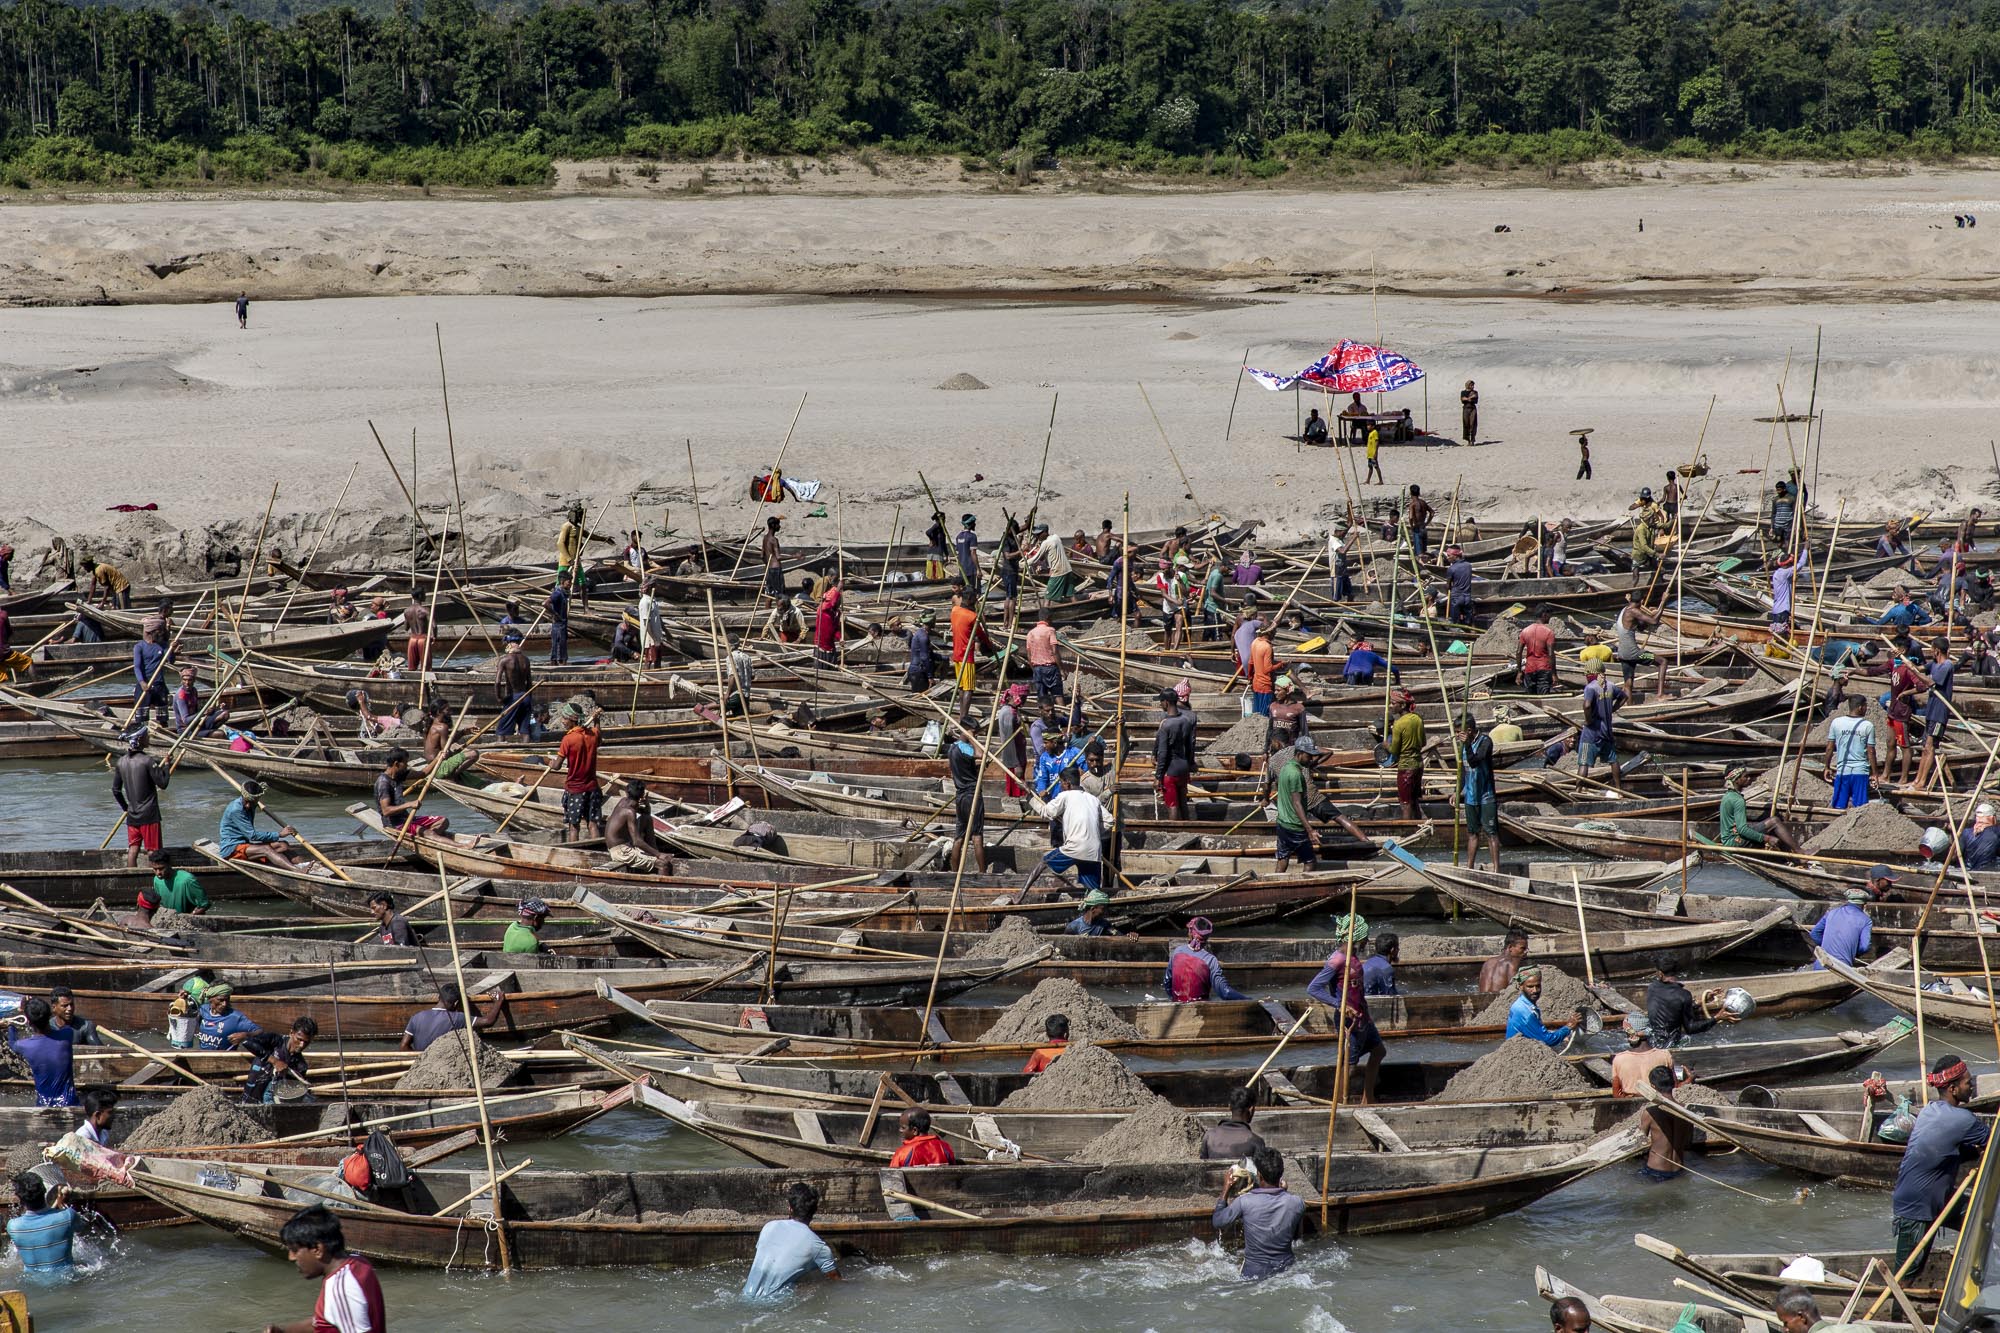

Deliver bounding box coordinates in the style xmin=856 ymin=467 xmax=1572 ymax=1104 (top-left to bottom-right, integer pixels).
xmin=603 ymin=780 xmax=668 ymax=873
xmin=743 ymin=1182 xmax=842 ymax=1302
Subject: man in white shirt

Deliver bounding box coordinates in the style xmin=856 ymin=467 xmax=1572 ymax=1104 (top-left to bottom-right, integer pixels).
xmin=1822 ymin=694 xmax=1879 ymax=810
xmin=1031 ymin=522 xmax=1077 ymax=602
xmin=1038 ymin=763 xmax=1105 ymax=891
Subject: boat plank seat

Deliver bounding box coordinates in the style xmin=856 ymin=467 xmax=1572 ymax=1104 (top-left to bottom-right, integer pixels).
xmin=793 ymin=1110 xmax=830 ymax=1146
xmin=123 ymin=1061 xmax=169 ymax=1086
xmin=1260 ymin=1071 xmax=1313 ymax=1107
xmin=466 ymin=970 xmax=517 ymax=996
xmin=879 ymin=1169 xmax=920 ymax=1221
xmin=1258 ymin=999 xmax=1296 ymax=1032
xmin=833 ymin=931 xmax=863 ymax=955
xmin=924 ymin=1013 xmax=951 ymax=1047
xmin=932 ymin=1073 xmax=972 ymax=1107
xmin=135 ymin=967 xmax=200 ymax=995
xmin=969 ymin=1113 xmax=1005 ymax=1151
xmin=404 ymin=1129 xmax=481 ymax=1169
xmin=1796 ymin=1112 xmax=1850 ymax=1142
xmin=1351 ymin=1108 xmax=1412 ymax=1153
xmin=710 ymin=1063 xmax=744 ymax=1083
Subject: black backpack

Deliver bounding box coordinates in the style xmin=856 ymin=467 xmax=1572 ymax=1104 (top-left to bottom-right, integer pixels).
xmin=362 ymin=1129 xmax=411 ymax=1191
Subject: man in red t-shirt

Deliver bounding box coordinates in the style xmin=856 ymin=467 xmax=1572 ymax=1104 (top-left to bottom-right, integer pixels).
xmin=263 ymin=1204 xmax=385 ymax=1333
xmin=948 ymin=588 xmax=993 ymax=722
xmin=1517 ymin=605 xmax=1557 ymax=695
xmin=557 ymin=707 xmax=603 ymax=841
xmin=887 ymin=1109 xmax=957 ymax=1168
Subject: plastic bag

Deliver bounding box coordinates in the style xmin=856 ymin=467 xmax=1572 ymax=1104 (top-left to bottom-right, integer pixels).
xmin=1668 ymin=1301 xmax=1705 ymax=1333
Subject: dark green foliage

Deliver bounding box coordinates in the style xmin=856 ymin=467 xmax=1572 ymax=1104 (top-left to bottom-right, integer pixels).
xmin=1 ymin=0 xmax=1999 ymax=189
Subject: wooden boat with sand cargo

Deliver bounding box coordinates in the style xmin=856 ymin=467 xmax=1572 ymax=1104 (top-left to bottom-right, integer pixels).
xmin=126 ymin=1119 xmax=1646 ymax=1267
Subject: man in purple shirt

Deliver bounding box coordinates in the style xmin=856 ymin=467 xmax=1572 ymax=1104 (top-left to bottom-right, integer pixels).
xmin=1305 ymin=914 xmax=1387 ymax=1103
xmin=1809 ymin=888 xmax=1874 ymax=968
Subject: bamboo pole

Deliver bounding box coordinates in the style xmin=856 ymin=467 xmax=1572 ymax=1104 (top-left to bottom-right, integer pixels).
xmin=1776 ymin=499 xmax=1847 ymax=819
xmin=1138 ymin=381 xmax=1203 ymax=514
xmin=879 ymin=506 xmax=901 ymax=592
xmin=1569 ymin=868 xmax=1597 ymax=988
xmin=1318 ymin=878 xmax=1362 ymax=1227
xmin=434 ymin=855 xmax=514 ymax=1273
xmin=1243 ymin=1010 xmax=1312 ymax=1089
xmin=434 ymin=324 xmax=471 ymax=570
xmin=704 ymin=592 xmax=735 ymax=803
xmin=1111 ymin=492 xmax=1132 ymax=841
xmin=1224 ymin=345 xmax=1250 ymax=442
xmin=728 ymin=392 xmax=808 ymax=577
xmin=685 ymin=439 xmax=707 ymax=562
xmin=272 ymin=462 xmax=359 ymax=630
xmin=229 ymin=481 xmax=280 ymax=635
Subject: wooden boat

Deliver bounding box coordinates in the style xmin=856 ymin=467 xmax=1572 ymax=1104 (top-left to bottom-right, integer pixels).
xmin=1816 ymin=949 xmax=2000 ymax=1033
xmin=1630 ymin=1232 xmax=1946 ymax=1321
xmin=0 ymin=840 xmax=385 ymax=910
xmin=1387 ymin=848 xmax=1725 ymax=934
xmin=38 ymin=605 xmax=393 ymax=667
xmin=1535 ymin=1267 xmax=1874 ymax=1333
xmin=127 ymin=1118 xmax=1644 ymax=1267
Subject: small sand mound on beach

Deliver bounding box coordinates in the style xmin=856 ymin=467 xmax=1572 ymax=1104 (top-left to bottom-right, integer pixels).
xmin=937 ymin=372 xmax=990 ymax=391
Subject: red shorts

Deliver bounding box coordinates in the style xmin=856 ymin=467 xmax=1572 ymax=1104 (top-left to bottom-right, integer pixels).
xmin=1887 ymin=718 xmax=1908 ymax=747
xmin=127 ymin=821 xmax=163 ymax=852
xmin=400 ymin=815 xmax=447 ymax=836
xmin=405 ymin=634 xmax=430 ymax=669
xmin=1160 ymin=774 xmax=1188 ymax=808
xmin=1396 ymin=767 xmax=1423 ymax=804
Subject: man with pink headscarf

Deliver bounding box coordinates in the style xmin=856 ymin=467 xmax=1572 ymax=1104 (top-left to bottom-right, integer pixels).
xmin=1163 ymin=918 xmax=1248 ymax=1003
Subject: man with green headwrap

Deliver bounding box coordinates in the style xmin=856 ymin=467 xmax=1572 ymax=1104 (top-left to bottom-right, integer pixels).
xmin=1306 ymin=914 xmax=1386 ymax=1103
xmin=1505 ymin=965 xmax=1586 ymax=1048
xmin=1064 ymin=890 xmax=1135 ymax=938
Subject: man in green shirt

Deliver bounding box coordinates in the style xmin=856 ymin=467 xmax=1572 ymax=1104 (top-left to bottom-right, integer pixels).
xmin=1388 ymin=692 xmax=1428 ymax=821
xmin=502 ymin=898 xmax=549 ymax=954
xmin=1717 ymin=767 xmax=1802 ymax=852
xmin=145 ymin=848 xmax=210 ymax=915
xmin=1272 ymin=736 xmax=1321 ymax=870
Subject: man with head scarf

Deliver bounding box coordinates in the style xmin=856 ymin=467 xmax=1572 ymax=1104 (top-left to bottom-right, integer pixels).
xmin=1163 ymin=917 xmax=1249 ymax=1003
xmin=1307 ymin=914 xmax=1387 ymax=1102
xmin=1891 ymin=1055 xmax=1990 ymax=1270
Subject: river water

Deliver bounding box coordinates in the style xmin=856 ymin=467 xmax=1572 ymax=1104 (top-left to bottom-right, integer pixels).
xmin=0 ymin=754 xmax=1987 ymax=1331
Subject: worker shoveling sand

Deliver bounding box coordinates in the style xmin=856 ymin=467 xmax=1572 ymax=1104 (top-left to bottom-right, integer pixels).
xmin=1471 ymin=965 xmax=1604 ymax=1026
xmin=999 ymin=1042 xmax=1160 ymax=1110
xmin=124 ymin=1084 xmax=269 ymax=1150
xmin=979 ymin=977 xmax=1142 ymax=1046
xmin=1431 ymin=1036 xmax=1594 ymax=1102
xmin=1069 ymin=1099 xmax=1207 ymax=1164
xmin=963 ymin=914 xmax=1049 ymax=961
xmin=1803 ymin=801 xmax=1924 ymax=855
xmin=394 ymin=1033 xmax=525 ymax=1092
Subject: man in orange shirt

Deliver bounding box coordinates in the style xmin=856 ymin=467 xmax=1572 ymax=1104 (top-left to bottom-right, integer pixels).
xmin=1248 ymin=623 xmax=1279 ymax=716
xmin=557 ymin=705 xmax=603 ymax=841
xmin=1022 ymin=1014 xmax=1069 ymax=1074
xmin=887 ymin=1109 xmax=957 ymax=1167
xmin=949 ymin=588 xmax=994 ymax=723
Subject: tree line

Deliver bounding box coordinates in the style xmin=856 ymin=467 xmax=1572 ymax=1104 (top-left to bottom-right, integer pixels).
xmin=1 ymin=0 xmax=1997 ymax=186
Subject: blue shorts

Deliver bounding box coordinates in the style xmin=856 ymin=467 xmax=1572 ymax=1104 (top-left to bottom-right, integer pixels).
xmin=1637 ymin=1164 xmax=1683 ymax=1183
xmin=1042 ymin=850 xmax=1102 ymax=890
xmin=1831 ymin=773 xmax=1871 ymax=809
xmin=1250 ymin=692 xmax=1272 ymax=716
xmin=1580 ymin=739 xmax=1618 ymax=769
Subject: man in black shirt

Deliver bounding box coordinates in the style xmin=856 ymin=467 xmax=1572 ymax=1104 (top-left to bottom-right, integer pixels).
xmin=1153 ymin=689 xmax=1199 ymax=821
xmin=1644 ymin=963 xmax=1740 ymax=1047
xmin=365 ymin=892 xmax=421 ymax=948
xmin=1201 ymin=1086 xmax=1268 ymax=1160
xmin=241 ymin=1016 xmax=318 ymax=1104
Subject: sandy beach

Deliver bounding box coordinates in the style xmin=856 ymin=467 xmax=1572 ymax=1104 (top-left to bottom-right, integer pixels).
xmin=3 ymin=162 xmax=1998 ymax=569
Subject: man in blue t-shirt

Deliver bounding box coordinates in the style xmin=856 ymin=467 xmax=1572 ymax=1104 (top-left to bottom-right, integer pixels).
xmin=195 ymin=984 xmax=260 ymax=1051
xmin=8 ymin=997 xmax=75 ymax=1108
xmin=6 ymin=1171 xmax=74 ymax=1279
xmin=1891 ymin=1056 xmax=1991 ymax=1271
xmin=1809 ymin=889 xmax=1874 ymax=969
xmin=743 ymin=1182 xmax=841 ymax=1301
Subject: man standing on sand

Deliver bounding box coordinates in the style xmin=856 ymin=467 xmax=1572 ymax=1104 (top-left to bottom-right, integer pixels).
xmin=235 ymin=292 xmax=249 ymax=329
xmin=1460 ymin=379 xmax=1479 ymax=443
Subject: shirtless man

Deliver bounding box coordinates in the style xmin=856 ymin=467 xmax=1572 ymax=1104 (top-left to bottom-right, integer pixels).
xmin=603 ymin=780 xmax=667 ymax=873
xmin=1479 ymin=927 xmax=1531 ymax=992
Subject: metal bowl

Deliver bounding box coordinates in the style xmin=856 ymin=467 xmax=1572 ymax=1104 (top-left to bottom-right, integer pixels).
xmin=1576 ymin=1009 xmax=1605 ymax=1036
xmin=1720 ymin=986 xmax=1757 ymax=1018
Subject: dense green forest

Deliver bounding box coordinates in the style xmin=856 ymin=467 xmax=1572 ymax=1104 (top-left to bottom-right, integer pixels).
xmin=2 ymin=0 xmax=2000 ymax=187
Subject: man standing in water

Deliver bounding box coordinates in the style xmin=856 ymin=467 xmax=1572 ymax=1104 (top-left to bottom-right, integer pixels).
xmin=261 ymin=1206 xmax=386 ymax=1333
xmin=1212 ymin=1145 xmax=1306 ymax=1279
xmin=744 ymin=1182 xmax=842 ymax=1301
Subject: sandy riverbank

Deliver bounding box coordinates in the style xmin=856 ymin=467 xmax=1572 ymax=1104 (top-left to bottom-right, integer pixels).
xmin=1 ymin=283 xmax=1993 ymax=576
xmin=5 ymin=160 xmax=2000 ymax=309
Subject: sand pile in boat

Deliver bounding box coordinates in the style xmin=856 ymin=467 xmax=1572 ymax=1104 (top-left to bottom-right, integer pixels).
xmin=1069 ymin=1099 xmax=1206 ymax=1163
xmin=980 ymin=978 xmax=1141 ymax=1046
xmin=394 ymin=1033 xmax=525 ymax=1092
xmin=3 ymin=1142 xmax=50 ymax=1175
xmin=1396 ymin=934 xmax=1479 ymax=960
xmin=1675 ymin=1080 xmax=1731 ymax=1108
xmin=1804 ymin=801 xmax=1924 ymax=854
xmin=962 ymin=914 xmax=1049 ymax=961
xmin=1202 ymin=714 xmax=1271 ymax=762
xmin=1431 ymin=1036 xmax=1594 ymax=1102
xmin=1745 ymin=760 xmax=1833 ymax=807
xmin=1807 ymin=695 xmax=1890 ymax=746
xmin=999 ymin=1042 xmax=1160 ymax=1110
xmin=1470 ymin=617 xmax=1522 ymax=658
xmin=149 ymin=907 xmax=193 ymax=934
xmin=124 ymin=1084 xmax=268 ymax=1150
xmin=936 ymin=372 xmax=989 ymax=391
xmin=1472 ymin=965 xmax=1598 ymax=1026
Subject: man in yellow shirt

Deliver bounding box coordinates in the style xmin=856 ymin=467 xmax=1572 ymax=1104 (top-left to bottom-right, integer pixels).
xmin=1488 ymin=705 xmax=1525 ymax=744
xmin=89 ymin=558 xmax=131 ymax=609
xmin=1578 ymin=633 xmax=1615 ymax=673
xmin=1388 ymin=691 xmax=1428 ymax=820
xmin=1364 ymin=427 xmax=1384 ymax=484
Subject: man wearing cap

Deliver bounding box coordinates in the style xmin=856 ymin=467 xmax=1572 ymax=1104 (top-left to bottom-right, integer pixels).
xmin=1153 ymin=688 xmax=1199 ymax=822
xmin=954 ymin=514 xmax=981 ymax=589
xmin=1456 ymin=713 xmax=1501 ymax=871
xmin=1307 ymin=915 xmax=1387 ymax=1102
xmin=1506 ymin=966 xmax=1587 ymax=1049
xmin=1029 ymin=522 xmax=1076 ymax=603
xmin=1609 ymin=1015 xmax=1676 ymax=1097
xmin=1810 ymin=888 xmax=1875 ymax=968
xmin=1388 ymin=691 xmax=1428 ymax=821
xmin=112 ymin=727 xmax=171 ymax=868
xmin=1822 ymin=694 xmax=1879 ymax=810
xmin=1444 ymin=544 xmax=1475 ymax=625
xmin=1066 ymin=890 xmax=1134 ymax=937
xmin=1025 ymin=611 xmax=1064 ymax=706
xmin=218 ymin=780 xmax=307 ymax=869
xmin=1645 ymin=961 xmax=1738 ymax=1048
xmin=1164 ymin=917 xmax=1249 ymax=1003
xmin=504 ymin=899 xmax=550 ymax=954
xmin=1717 ymin=767 xmax=1803 ymax=852
xmin=1891 ymin=1055 xmax=1990 ymax=1270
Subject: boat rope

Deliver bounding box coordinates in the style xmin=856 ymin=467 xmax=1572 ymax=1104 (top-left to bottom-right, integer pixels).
xmin=1676 ymin=1159 xmax=1793 ymax=1205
